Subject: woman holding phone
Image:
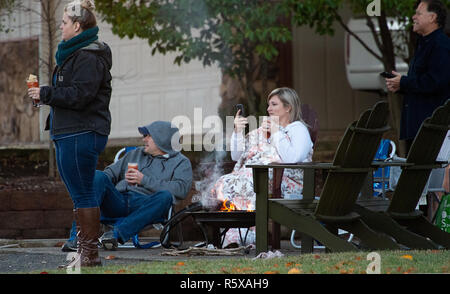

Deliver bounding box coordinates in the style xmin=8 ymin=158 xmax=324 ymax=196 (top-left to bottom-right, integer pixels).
xmin=210 ymin=87 xmax=313 ymax=247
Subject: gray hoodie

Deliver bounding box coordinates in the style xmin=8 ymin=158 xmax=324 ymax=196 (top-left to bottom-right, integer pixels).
xmin=103 ymin=122 xmax=192 ymax=203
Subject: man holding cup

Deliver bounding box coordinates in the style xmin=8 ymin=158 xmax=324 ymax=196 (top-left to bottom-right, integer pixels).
xmin=63 ymin=121 xmax=192 ymax=250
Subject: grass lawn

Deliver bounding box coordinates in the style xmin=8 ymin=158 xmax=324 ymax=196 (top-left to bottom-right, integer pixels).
xmin=36 ymin=249 xmax=450 ymax=274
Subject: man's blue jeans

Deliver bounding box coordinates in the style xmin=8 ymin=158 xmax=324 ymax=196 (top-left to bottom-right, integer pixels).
xmin=83 ymin=170 xmax=173 ymax=243
xmin=54 ymin=131 xmax=108 ymax=209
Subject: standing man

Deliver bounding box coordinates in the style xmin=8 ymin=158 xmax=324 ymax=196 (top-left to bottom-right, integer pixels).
xmin=386 ymin=0 xmax=450 ymax=154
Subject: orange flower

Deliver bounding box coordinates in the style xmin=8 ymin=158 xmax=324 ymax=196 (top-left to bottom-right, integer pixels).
xmin=400 ymin=255 xmax=413 ymax=260
xmin=264 ymin=270 xmax=279 ymax=274
xmin=288 ymin=268 xmax=302 ymax=274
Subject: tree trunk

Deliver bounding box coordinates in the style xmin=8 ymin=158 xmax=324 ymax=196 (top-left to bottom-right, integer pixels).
xmin=41 ymin=0 xmax=58 ymax=178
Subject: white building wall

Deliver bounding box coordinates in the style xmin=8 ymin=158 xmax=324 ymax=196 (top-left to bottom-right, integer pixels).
xmin=1 ymin=1 xmax=222 ymax=142
xmin=99 ymin=21 xmax=222 ymax=138
xmin=0 ymin=1 xmax=40 ymax=41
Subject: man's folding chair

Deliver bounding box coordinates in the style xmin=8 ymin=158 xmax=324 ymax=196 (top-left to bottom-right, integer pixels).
xmin=100 ymin=146 xmax=183 ymax=250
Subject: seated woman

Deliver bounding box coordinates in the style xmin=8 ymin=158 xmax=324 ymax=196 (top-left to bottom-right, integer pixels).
xmin=210 ymin=87 xmax=314 ymax=247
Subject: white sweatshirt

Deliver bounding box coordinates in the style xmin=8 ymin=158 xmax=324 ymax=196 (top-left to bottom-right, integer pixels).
xmin=230 ymin=121 xmax=313 ymax=163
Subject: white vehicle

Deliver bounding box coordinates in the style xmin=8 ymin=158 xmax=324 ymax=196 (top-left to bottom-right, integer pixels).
xmin=344 ymin=18 xmax=409 ymax=91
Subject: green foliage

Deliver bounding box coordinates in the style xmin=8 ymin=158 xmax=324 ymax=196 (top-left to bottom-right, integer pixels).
xmin=290 ymin=0 xmax=449 ymax=64
xmin=96 ymin=0 xmax=450 ymax=81
xmin=290 ymin=0 xmax=418 ymax=36
xmin=0 ymin=0 xmax=19 ymax=33
xmin=95 ymin=0 xmax=449 ymax=120
xmin=96 ymin=0 xmax=292 ymax=79
xmin=289 ymin=0 xmax=344 ymax=36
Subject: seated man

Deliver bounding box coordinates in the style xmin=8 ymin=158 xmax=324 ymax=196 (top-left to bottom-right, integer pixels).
xmin=62 ymin=121 xmax=192 ymax=250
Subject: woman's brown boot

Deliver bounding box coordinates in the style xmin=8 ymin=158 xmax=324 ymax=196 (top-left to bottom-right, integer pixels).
xmin=77 ymin=207 xmax=102 ymax=267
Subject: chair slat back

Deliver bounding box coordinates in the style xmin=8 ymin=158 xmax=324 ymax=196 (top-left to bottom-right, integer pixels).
xmin=301 ymin=103 xmax=319 ymax=145
xmin=388 ymin=100 xmax=450 ymax=213
xmin=315 ymin=101 xmax=389 ymax=218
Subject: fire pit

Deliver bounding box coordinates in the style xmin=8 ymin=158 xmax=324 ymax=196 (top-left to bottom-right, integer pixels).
xmin=189 ymin=208 xmax=255 ymax=248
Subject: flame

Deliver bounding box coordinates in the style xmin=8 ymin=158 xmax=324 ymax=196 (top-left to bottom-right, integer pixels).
xmin=220 ymin=200 xmax=237 ymax=212
xmin=219 ymin=199 xmax=255 ymax=212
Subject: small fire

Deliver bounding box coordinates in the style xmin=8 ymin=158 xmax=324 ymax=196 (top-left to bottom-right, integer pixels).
xmin=220 ymin=200 xmax=236 ymax=212
xmin=219 ymin=200 xmax=254 ymax=212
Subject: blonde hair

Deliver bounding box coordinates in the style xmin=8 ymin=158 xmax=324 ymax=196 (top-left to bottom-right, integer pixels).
xmin=65 ymin=0 xmax=97 ymax=30
xmin=267 ymin=87 xmax=304 ymax=124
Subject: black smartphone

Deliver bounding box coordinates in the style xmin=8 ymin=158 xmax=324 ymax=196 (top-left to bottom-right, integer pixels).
xmin=380 ymin=71 xmax=396 ymax=79
xmin=235 ymin=104 xmax=245 ymax=117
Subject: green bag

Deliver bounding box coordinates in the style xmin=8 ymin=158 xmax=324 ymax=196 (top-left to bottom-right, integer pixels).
xmin=435 ymin=194 xmax=450 ymax=233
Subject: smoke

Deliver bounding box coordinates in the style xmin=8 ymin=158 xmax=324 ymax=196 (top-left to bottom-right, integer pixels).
xmin=192 ymin=149 xmax=228 ymax=210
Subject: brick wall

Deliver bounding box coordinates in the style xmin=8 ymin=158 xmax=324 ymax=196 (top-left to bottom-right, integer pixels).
xmin=0 ymin=190 xmax=73 ymax=239
xmin=0 ymin=187 xmax=205 ymax=241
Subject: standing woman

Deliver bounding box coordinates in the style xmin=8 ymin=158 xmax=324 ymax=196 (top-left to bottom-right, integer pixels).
xmin=28 ymin=0 xmax=112 ymax=267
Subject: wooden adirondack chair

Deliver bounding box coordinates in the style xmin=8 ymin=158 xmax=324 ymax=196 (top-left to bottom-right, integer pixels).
xmin=270 ymin=103 xmax=319 ymax=249
xmin=354 ymin=99 xmax=450 ymax=249
xmin=248 ymin=101 xmax=401 ymax=253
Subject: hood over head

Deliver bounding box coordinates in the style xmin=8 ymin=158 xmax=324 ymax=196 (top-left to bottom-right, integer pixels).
xmin=138 ymin=121 xmax=181 ymax=157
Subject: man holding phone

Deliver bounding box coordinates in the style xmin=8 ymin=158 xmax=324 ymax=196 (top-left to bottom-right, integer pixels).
xmin=384 ymin=0 xmax=449 ymax=153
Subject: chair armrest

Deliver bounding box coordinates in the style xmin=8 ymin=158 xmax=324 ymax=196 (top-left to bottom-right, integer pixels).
xmin=371 ymin=160 xmax=447 ymax=169
xmin=371 ymin=160 xmax=412 ymax=168
xmin=248 ymin=162 xmax=325 ymax=203
xmin=246 ymin=162 xmax=336 ymax=170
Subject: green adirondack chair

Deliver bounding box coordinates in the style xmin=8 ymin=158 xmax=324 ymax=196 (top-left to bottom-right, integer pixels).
xmin=354 ymin=99 xmax=450 ymax=249
xmin=248 ymin=101 xmax=401 ymax=253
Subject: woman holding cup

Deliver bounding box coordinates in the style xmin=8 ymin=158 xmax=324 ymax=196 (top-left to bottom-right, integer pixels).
xmin=209 ymin=87 xmax=314 ymax=247
xmin=27 ymin=0 xmax=112 ymax=268
xmin=26 ymin=74 xmax=40 ymax=107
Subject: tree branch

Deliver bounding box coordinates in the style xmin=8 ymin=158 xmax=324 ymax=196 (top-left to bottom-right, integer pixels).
xmin=365 ymin=16 xmax=384 ymax=57
xmin=334 ymin=12 xmax=383 ymax=62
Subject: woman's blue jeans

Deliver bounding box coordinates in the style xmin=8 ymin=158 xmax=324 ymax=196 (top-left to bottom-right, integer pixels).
xmin=69 ymin=171 xmax=173 ymax=243
xmin=54 ymin=132 xmax=108 ymax=209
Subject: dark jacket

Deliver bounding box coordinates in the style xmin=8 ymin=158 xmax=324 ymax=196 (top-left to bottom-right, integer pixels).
xmin=399 ymin=28 xmax=450 ymax=140
xmin=40 ymin=40 xmax=113 ymax=136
